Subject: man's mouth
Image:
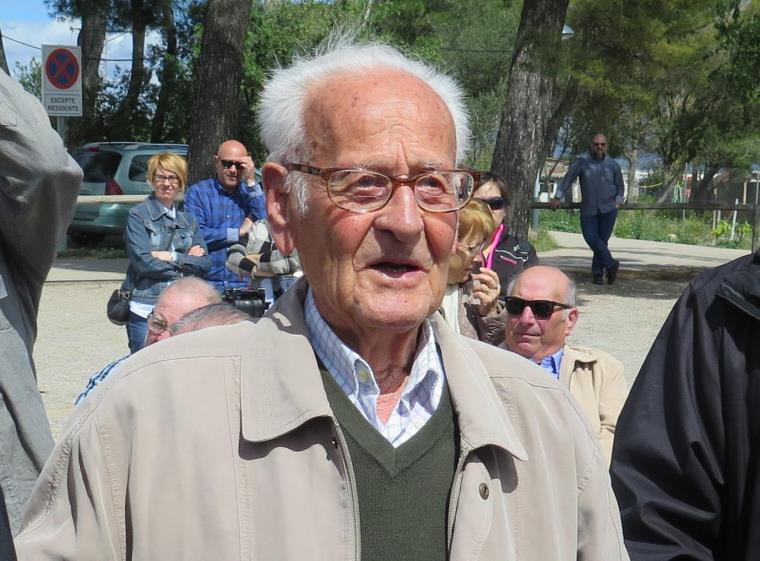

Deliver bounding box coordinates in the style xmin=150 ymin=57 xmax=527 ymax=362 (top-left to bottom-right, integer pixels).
xmin=368 ymin=260 xmax=424 ymax=278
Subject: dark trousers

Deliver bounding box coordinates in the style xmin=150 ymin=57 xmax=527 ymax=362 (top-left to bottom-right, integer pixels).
xmin=580 ymin=209 xmax=617 ymax=275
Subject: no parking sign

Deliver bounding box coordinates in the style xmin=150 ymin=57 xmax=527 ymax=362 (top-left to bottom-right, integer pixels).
xmin=42 ymin=45 xmax=82 ymax=117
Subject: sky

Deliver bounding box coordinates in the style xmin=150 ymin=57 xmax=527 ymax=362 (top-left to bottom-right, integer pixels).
xmin=2 ymin=0 xmax=156 ymax=80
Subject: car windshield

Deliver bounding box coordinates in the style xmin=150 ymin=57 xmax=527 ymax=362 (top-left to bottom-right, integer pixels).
xmin=73 ymin=149 xmax=122 ymax=182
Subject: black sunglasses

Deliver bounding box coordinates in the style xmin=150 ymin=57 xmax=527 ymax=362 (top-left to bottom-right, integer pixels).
xmin=505 ymin=297 xmax=572 ymax=319
xmin=220 ymin=159 xmax=244 ymax=169
xmin=478 ymin=197 xmax=508 ymax=210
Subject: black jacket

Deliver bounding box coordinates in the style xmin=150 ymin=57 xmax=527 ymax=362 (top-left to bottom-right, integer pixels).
xmin=610 ymin=250 xmax=760 ymax=561
xmin=489 ymin=230 xmax=538 ymax=296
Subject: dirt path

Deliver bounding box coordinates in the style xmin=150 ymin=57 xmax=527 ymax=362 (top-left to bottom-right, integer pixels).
xmin=33 ymin=275 xmax=690 ymax=439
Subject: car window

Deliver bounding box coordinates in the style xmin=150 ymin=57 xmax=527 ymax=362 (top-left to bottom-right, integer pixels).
xmin=128 ymin=155 xmax=151 ymax=181
xmin=74 ymin=150 xmax=122 ymax=182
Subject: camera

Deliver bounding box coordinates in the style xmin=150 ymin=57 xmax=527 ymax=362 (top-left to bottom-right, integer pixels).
xmin=222 ymin=288 xmax=269 ymax=320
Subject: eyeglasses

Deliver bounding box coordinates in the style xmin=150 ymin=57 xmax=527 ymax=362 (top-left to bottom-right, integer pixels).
xmin=220 ymin=160 xmax=244 ymax=169
xmin=593 ymin=142 xmax=607 ymax=147
xmin=154 ymin=174 xmax=180 ymax=186
xmin=505 ymin=297 xmax=572 ymax=319
xmin=477 ymin=197 xmax=508 ymax=210
xmin=147 ymin=311 xmax=169 ymax=335
xmin=286 ymin=163 xmax=478 ymax=213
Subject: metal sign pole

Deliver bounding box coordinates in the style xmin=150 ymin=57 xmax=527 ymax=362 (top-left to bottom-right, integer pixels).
xmin=56 ymin=116 xmax=67 ymax=147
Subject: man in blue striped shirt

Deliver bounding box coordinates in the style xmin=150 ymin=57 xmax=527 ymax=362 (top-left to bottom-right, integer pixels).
xmin=184 ymin=139 xmax=267 ymax=290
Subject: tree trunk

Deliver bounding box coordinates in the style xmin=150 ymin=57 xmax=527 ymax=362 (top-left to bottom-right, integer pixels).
xmin=150 ymin=0 xmax=177 ymax=142
xmin=490 ymin=0 xmax=570 ymax=240
xmin=73 ymin=5 xmax=107 ymax=144
xmin=690 ymin=164 xmax=719 ymax=203
xmin=115 ymin=0 xmax=148 ymax=139
xmin=187 ymin=0 xmax=252 ymax=183
xmin=656 ymin=163 xmax=684 ymax=204
xmin=0 ymin=28 xmax=9 ymax=75
xmin=625 ymin=147 xmax=639 ymax=202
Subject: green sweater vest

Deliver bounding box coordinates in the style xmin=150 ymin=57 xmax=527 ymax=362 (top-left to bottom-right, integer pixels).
xmin=320 ymin=370 xmax=458 ymax=561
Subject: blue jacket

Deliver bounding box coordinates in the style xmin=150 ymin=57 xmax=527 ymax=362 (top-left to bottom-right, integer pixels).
xmin=555 ymin=153 xmax=625 ymax=216
xmin=184 ymin=178 xmax=267 ymax=290
xmin=125 ymin=194 xmax=210 ymax=304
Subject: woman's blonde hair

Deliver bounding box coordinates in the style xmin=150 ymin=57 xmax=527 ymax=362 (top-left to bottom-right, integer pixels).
xmin=458 ymin=199 xmax=496 ymax=242
xmin=147 ymin=152 xmax=188 ymax=192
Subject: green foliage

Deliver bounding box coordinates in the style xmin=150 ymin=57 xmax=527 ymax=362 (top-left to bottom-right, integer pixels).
xmin=13 ymin=58 xmax=41 ymax=99
xmin=536 ymin=210 xmax=581 ymax=233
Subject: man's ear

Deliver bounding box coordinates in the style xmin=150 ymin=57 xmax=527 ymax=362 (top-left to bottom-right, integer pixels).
xmin=263 ymin=162 xmax=296 ymax=256
xmin=564 ymin=308 xmax=579 ymax=337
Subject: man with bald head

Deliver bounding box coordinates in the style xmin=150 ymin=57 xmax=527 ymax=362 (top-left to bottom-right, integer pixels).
xmin=17 ymin=41 xmax=627 ymax=561
xmin=550 ymin=133 xmax=625 ymax=285
xmin=504 ymin=265 xmax=628 ymax=463
xmin=184 ymin=139 xmax=267 ymax=290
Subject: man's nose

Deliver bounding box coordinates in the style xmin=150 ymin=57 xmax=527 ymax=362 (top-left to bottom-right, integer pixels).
xmin=374 ymin=185 xmax=424 ymax=240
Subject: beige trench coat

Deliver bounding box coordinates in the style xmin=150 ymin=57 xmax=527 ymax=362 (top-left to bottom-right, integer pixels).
xmin=16 ymin=282 xmax=628 ymax=561
xmin=560 ymin=344 xmax=629 ymax=465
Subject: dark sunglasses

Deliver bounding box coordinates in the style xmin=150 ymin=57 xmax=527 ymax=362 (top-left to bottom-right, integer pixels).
xmin=220 ymin=160 xmax=244 ymax=169
xmin=505 ymin=297 xmax=572 ymax=319
xmin=593 ymin=142 xmax=607 ymax=147
xmin=478 ymin=197 xmax=508 ymax=210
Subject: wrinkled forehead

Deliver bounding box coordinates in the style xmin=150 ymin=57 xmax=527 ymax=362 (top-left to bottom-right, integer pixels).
xmin=512 ymin=272 xmax=568 ymax=302
xmin=302 ymin=68 xmax=457 ymax=167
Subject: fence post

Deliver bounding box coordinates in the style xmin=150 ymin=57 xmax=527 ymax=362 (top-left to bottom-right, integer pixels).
xmin=753 ymin=203 xmax=760 ymax=253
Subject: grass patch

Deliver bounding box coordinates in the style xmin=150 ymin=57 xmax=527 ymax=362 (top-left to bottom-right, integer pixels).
xmin=530 ymin=228 xmax=558 ymax=252
xmin=57 ymin=247 xmax=128 ymax=259
xmin=536 ymin=209 xmax=753 ymax=250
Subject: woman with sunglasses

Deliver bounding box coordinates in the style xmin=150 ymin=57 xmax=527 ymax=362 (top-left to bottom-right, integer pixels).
xmin=440 ymin=199 xmax=506 ymax=346
xmin=123 ymin=152 xmax=211 ymax=353
xmin=473 ymin=172 xmax=538 ymax=295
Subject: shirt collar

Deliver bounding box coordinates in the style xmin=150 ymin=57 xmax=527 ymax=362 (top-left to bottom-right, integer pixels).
xmin=303 ymin=288 xmax=443 ymax=412
xmin=538 ymin=346 xmax=564 ymax=379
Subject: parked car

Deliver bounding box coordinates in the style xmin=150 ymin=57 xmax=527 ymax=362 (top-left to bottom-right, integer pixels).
xmin=68 ymin=142 xmax=188 ymax=244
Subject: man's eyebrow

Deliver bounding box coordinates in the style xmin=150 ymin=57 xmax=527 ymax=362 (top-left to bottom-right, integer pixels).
xmin=350 ymin=160 xmax=450 ymax=173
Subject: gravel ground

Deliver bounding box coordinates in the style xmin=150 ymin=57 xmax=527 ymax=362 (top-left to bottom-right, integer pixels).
xmin=33 ymin=274 xmax=691 ymax=440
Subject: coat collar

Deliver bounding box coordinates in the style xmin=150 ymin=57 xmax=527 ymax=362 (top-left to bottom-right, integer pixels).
xmin=144 ymin=193 xmax=190 ymax=228
xmin=239 ymin=278 xmax=527 ymax=461
xmin=716 ymin=250 xmax=760 ymax=321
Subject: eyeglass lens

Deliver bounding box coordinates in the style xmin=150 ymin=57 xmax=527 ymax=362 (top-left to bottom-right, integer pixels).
xmin=505 ymin=297 xmax=558 ymax=319
xmin=147 ymin=312 xmax=168 ymax=334
xmin=478 ymin=197 xmax=507 ymax=210
xmin=221 ymin=160 xmax=243 ymax=169
xmin=328 ymin=169 xmax=473 ymax=212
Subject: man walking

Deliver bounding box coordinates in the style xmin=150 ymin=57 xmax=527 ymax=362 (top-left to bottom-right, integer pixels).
xmin=17 ymin=40 xmax=627 ymax=561
xmin=184 ymin=139 xmax=267 ymax=290
xmin=550 ymin=133 xmax=625 ymax=284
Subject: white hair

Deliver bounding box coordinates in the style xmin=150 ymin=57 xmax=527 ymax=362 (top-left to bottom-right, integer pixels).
xmin=258 ymin=36 xmax=471 ymax=212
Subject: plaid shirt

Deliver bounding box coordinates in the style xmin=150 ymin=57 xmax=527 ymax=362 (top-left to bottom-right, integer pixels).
xmin=304 ymin=289 xmax=444 ymax=447
xmin=183 ymin=178 xmax=266 ymax=290
xmin=75 ymin=355 xmax=128 ymax=405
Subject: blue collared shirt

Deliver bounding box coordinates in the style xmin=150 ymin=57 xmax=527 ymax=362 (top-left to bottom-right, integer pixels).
xmin=183 ymin=178 xmax=266 ymax=290
xmin=539 ymin=347 xmax=565 ymax=380
xmin=304 ymin=289 xmax=444 ymax=447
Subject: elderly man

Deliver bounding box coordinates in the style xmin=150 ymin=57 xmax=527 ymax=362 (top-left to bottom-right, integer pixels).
xmin=16 ymin=41 xmax=627 ymax=561
xmin=75 ymin=277 xmax=222 ymax=405
xmin=184 ymin=139 xmax=267 ymax=291
xmin=504 ymin=266 xmax=628 ymax=463
xmin=0 ymin=70 xmax=81 ymax=532
xmin=550 ymin=133 xmax=625 ymax=284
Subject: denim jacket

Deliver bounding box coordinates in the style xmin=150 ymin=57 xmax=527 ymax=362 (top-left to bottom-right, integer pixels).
xmin=125 ymin=193 xmax=211 ymax=304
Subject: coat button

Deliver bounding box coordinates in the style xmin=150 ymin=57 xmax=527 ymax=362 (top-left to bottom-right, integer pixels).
xmin=479 ymin=482 xmax=489 ymax=500
xmin=331 ymin=437 xmax=339 ymax=448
